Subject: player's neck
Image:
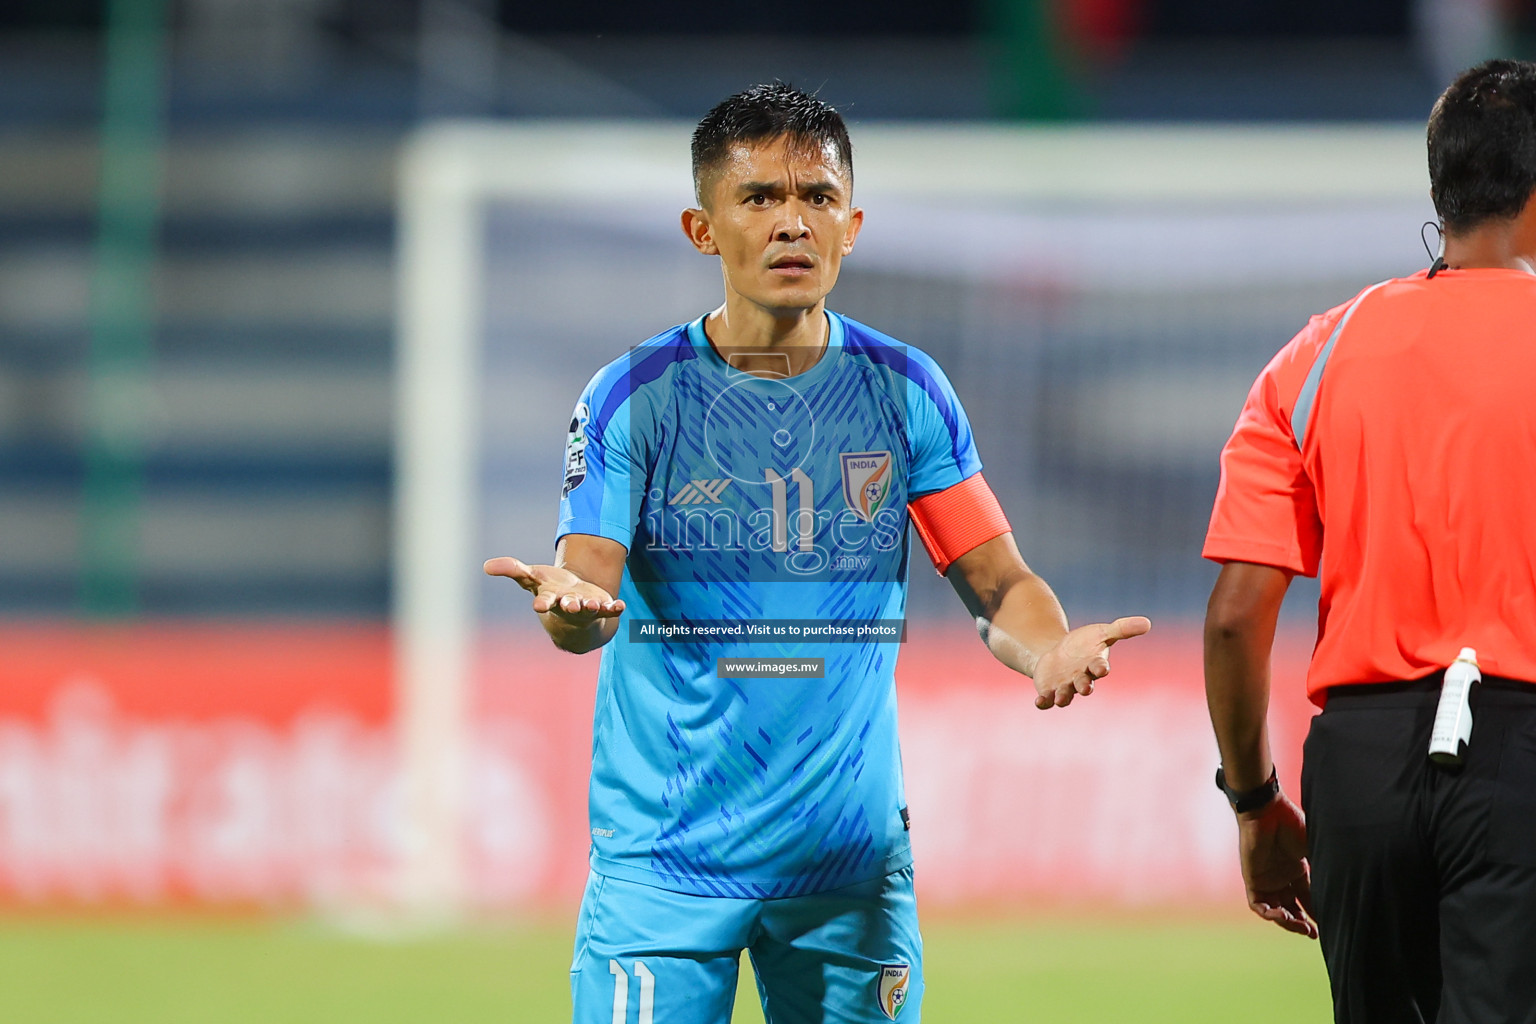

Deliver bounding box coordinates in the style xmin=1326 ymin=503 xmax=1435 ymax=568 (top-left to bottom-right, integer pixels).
xmin=1441 ymin=213 xmax=1536 ymax=274
xmin=703 ymin=299 xmax=829 ymax=378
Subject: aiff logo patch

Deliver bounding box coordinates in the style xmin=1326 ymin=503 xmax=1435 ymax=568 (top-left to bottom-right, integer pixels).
xmin=877 ymin=962 xmax=911 ymax=1020
xmin=840 ymin=450 xmax=892 ymax=523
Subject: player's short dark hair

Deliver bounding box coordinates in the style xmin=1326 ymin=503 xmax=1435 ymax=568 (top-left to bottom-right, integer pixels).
xmin=1427 ymin=59 xmax=1536 ymax=234
xmin=691 ymin=82 xmax=853 ymax=204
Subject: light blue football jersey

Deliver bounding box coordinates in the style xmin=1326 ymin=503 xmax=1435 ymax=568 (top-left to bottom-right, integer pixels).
xmin=556 ymin=310 xmax=982 ymax=898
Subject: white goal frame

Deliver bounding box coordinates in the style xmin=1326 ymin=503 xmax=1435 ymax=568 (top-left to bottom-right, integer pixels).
xmin=393 ymin=119 xmax=1428 ymax=913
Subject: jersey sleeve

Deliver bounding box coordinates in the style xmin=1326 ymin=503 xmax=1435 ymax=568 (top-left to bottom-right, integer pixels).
xmin=904 ymin=347 xmax=983 ymax=498
xmin=556 ymin=364 xmax=644 ymax=551
xmin=1203 ymin=317 xmax=1329 ymax=576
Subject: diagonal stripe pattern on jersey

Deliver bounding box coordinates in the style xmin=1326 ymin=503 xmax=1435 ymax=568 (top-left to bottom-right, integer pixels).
xmin=557 ymin=311 xmax=981 ymax=898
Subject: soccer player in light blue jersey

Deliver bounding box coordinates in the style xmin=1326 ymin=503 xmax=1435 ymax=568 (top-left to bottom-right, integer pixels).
xmin=485 ymin=83 xmax=1150 ymax=1024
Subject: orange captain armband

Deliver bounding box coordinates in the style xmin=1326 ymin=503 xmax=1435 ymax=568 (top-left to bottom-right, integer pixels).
xmin=908 ymin=472 xmax=1012 ymax=576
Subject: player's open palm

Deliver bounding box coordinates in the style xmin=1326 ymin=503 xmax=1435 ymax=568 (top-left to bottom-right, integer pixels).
xmin=1032 ymin=616 xmax=1151 ymax=709
xmin=483 ymin=556 xmax=625 ymax=623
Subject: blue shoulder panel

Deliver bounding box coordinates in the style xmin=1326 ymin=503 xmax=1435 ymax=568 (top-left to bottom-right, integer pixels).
xmin=591 ymin=325 xmax=697 ymax=431
xmin=836 ymin=314 xmax=981 ymax=496
xmin=558 ymin=325 xmax=696 ymax=550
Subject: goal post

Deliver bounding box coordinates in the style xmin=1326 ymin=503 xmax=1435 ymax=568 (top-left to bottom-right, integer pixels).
xmin=393 ymin=120 xmax=1430 ymax=915
xmin=393 ymin=123 xmax=699 ymax=914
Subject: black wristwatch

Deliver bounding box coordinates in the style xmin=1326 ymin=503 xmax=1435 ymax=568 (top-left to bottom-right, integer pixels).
xmin=1215 ymin=765 xmax=1280 ymax=813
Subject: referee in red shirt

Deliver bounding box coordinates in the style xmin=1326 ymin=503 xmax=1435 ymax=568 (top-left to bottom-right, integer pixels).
xmin=1204 ymin=59 xmax=1536 ymax=1024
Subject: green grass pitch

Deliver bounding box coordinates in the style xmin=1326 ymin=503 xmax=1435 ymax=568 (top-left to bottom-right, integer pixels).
xmin=0 ymin=912 xmax=1330 ymax=1022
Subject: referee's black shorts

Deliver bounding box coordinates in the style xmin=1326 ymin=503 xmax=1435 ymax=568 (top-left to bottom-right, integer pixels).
xmin=1303 ymin=676 xmax=1536 ymax=1024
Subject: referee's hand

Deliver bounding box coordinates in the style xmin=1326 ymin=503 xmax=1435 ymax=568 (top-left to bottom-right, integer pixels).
xmin=1239 ymin=793 xmax=1317 ymax=939
xmin=484 ymin=556 xmax=625 ymax=622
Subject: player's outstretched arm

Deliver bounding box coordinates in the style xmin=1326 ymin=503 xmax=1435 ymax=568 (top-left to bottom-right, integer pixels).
xmin=947 ymin=534 xmax=1151 ymax=709
xmin=484 ymin=534 xmax=628 ymax=654
xmin=1205 ymin=559 xmax=1316 ymax=938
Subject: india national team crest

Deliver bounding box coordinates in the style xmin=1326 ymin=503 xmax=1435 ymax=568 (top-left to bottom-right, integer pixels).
xmin=877 ymin=963 xmax=912 ymax=1020
xmin=841 ymin=450 xmax=893 ymax=523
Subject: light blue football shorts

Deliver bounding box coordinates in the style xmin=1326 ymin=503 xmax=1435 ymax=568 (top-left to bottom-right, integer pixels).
xmin=570 ymin=866 xmax=923 ymax=1024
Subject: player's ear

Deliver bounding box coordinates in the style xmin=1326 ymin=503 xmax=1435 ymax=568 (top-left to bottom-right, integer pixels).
xmin=841 ymin=206 xmax=864 ymax=256
xmin=681 ymin=207 xmax=718 ymax=256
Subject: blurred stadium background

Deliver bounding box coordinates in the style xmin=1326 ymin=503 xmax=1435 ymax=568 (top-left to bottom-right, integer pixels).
xmin=4 ymin=1 xmax=1533 ymax=1020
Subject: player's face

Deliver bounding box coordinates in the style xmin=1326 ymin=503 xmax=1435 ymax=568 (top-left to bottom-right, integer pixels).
xmin=684 ymin=136 xmax=863 ymax=316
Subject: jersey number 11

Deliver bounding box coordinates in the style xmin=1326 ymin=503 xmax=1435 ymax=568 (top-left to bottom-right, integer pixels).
xmin=765 ymin=468 xmax=814 ymax=553
xmin=609 ymin=959 xmax=655 ymax=1024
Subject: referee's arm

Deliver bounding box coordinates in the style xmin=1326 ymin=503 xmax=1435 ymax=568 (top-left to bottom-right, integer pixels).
xmin=1205 ymin=560 xmax=1317 ymax=939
